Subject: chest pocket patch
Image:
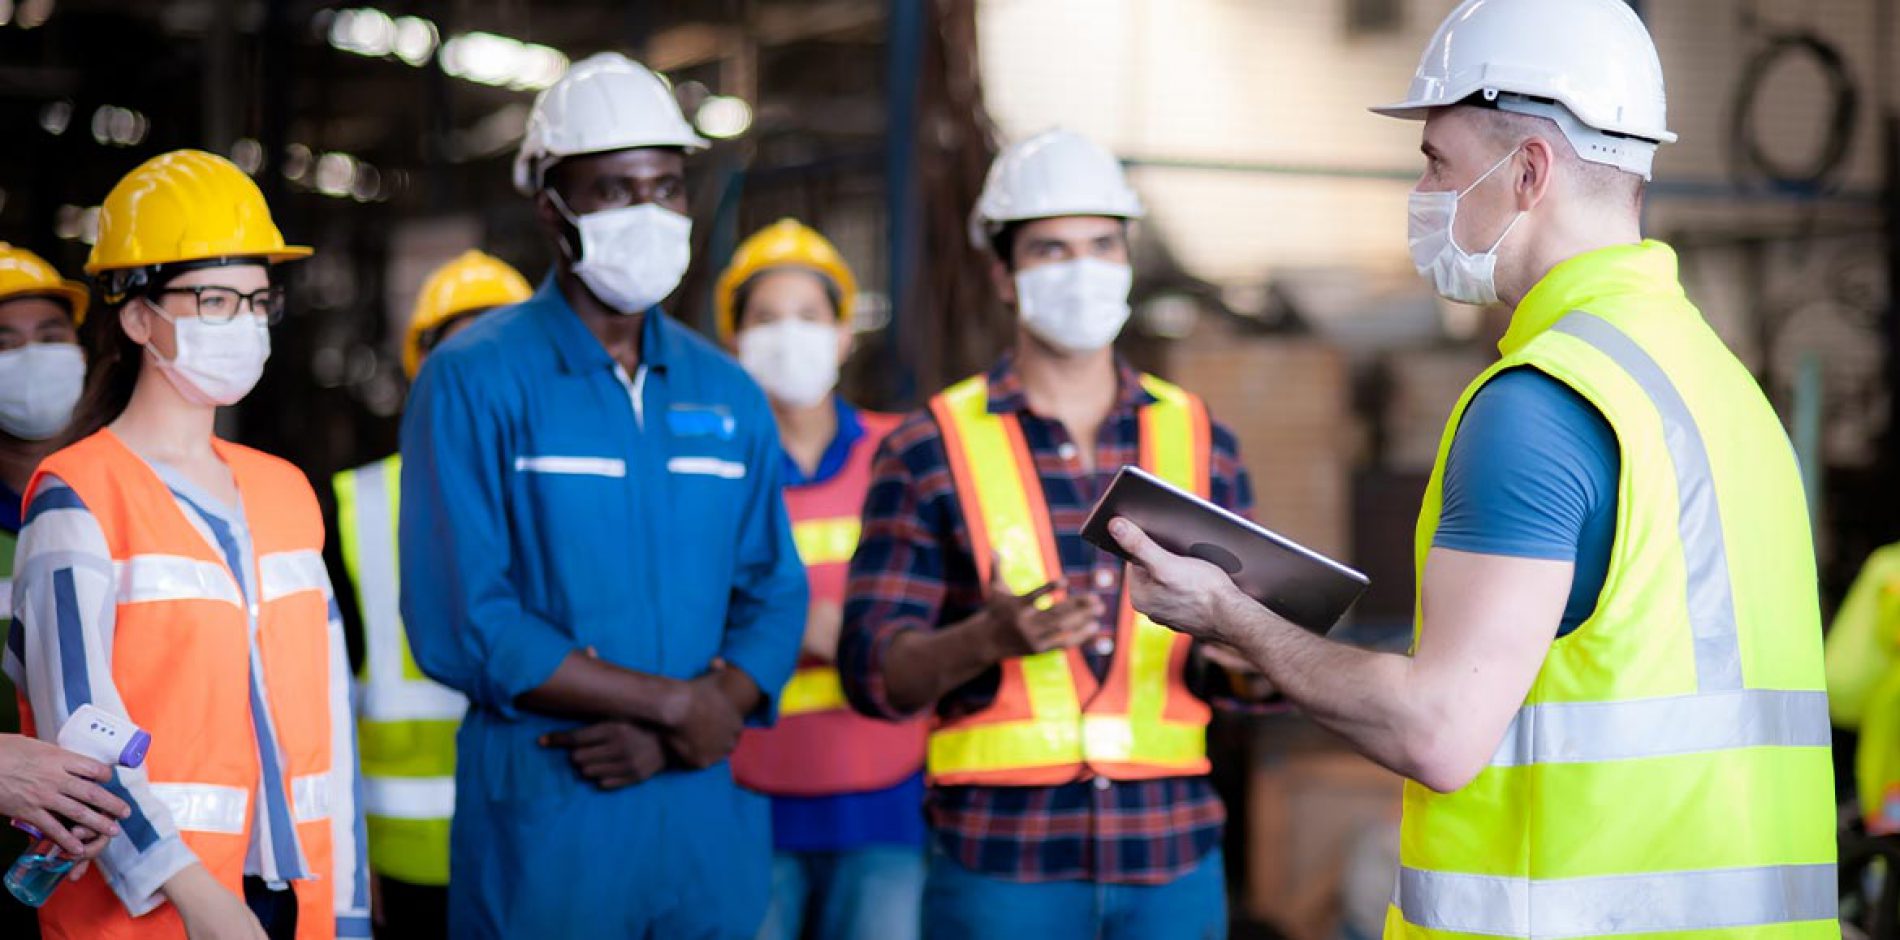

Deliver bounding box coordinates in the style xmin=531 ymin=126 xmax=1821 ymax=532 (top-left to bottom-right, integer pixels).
xmin=667 ymin=405 xmax=736 ymax=441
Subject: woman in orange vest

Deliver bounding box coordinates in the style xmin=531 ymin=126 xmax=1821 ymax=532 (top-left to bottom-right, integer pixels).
xmin=721 ymin=221 xmax=928 ymax=940
xmin=8 ymin=150 xmax=368 ymax=940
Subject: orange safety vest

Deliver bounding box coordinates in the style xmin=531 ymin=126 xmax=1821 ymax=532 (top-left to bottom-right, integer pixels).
xmin=923 ymin=372 xmax=1212 ymax=787
xmin=26 ymin=430 xmax=338 ymax=940
xmin=732 ymin=411 xmax=929 ymax=797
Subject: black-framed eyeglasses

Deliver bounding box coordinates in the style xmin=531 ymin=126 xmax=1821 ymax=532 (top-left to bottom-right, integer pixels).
xmin=151 ymin=286 xmax=287 ymax=325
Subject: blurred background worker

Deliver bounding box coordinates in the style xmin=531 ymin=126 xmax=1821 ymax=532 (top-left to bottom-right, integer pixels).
xmin=838 ymin=129 xmax=1261 ymax=940
xmin=328 ymin=250 xmax=530 ymax=939
xmin=7 ymin=149 xmax=369 ymax=939
xmin=721 ymin=220 xmax=928 ymax=940
xmin=0 ymin=242 xmax=123 ymax=940
xmin=1827 ymin=543 xmax=1900 ymax=835
xmin=1112 ymin=0 xmax=1838 ymax=936
xmin=398 ymin=53 xmax=807 ymax=939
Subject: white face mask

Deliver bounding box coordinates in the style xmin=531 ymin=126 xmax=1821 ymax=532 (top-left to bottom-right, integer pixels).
xmin=1407 ymin=147 xmax=1526 ymax=306
xmin=0 ymin=343 xmax=84 ymax=441
xmin=551 ymin=194 xmax=692 ymax=315
xmin=1014 ymin=258 xmax=1134 ymax=354
xmin=146 ymin=303 xmax=271 ymax=407
xmin=737 ymin=319 xmax=842 ymax=408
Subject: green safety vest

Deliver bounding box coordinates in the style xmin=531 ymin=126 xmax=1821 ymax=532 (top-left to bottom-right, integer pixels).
xmin=334 ymin=454 xmax=464 ymax=887
xmin=1388 ymin=242 xmax=1837 ymax=939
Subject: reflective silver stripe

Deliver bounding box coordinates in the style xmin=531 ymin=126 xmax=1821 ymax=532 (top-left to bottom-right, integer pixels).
xmin=348 ymin=460 xmax=469 ymax=723
xmin=513 ymin=455 xmax=627 ymax=477
xmin=362 ymin=682 xmax=467 ymax=723
xmin=349 ymin=460 xmax=402 ymax=689
xmin=1397 ymin=863 xmax=1836 ymax=937
xmin=114 ymin=555 xmax=243 ymax=608
xmin=291 ymin=770 xmax=333 ymax=823
xmin=666 ymin=456 xmax=747 ymax=479
xmin=1489 ymin=688 xmax=1830 ymax=767
xmin=363 ymin=776 xmax=456 ymax=821
xmin=150 ymin=781 xmax=249 ymax=835
xmin=1551 ymin=313 xmax=1742 ymax=692
xmin=258 ymin=549 xmax=327 ymax=603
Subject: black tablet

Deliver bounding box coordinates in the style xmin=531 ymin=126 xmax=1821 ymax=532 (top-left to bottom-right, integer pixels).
xmin=1081 ymin=465 xmax=1370 ymax=633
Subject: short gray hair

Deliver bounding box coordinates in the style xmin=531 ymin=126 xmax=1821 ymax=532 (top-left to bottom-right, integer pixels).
xmin=1468 ymin=105 xmax=1645 ymax=213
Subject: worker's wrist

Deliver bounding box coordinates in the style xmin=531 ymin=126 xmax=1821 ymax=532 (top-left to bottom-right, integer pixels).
xmin=1207 ymin=588 xmax=1256 ymax=647
xmin=652 ymin=678 xmax=694 ymax=730
xmin=961 ymin=609 xmax=1008 ymax=668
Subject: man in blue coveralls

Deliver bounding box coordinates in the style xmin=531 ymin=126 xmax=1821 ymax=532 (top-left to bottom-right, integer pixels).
xmin=397 ymin=52 xmax=808 ymax=938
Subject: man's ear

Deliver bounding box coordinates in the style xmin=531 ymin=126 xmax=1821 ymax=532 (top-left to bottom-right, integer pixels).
xmin=1515 ymin=137 xmax=1557 ymax=211
xmin=534 ymin=191 xmax=578 ymax=261
xmin=990 ymin=257 xmax=1017 ymax=308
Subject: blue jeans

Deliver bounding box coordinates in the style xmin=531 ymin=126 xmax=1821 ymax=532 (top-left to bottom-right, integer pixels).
xmin=922 ymin=845 xmax=1227 ymax=940
xmin=757 ymin=845 xmax=926 ymax=940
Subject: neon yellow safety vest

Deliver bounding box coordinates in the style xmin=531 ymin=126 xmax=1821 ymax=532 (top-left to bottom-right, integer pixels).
xmin=1388 ymin=242 xmax=1837 ymax=939
xmin=1824 ymin=542 xmax=1900 ymax=833
xmin=334 ymin=454 xmax=465 ymax=887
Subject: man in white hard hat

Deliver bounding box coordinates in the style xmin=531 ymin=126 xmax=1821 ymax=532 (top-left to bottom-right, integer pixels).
xmin=399 ymin=52 xmax=807 ymax=938
xmin=837 ymin=128 xmax=1264 ymax=938
xmin=1110 ymin=1 xmax=1838 ymax=938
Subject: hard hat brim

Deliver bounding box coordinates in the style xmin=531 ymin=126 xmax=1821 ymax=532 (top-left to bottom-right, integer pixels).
xmin=83 ymin=244 xmax=313 ymax=276
xmin=1369 ymin=93 xmax=1677 ymax=144
xmin=0 ymin=281 xmax=91 ymax=326
xmin=1368 ymin=101 xmax=1435 ymax=121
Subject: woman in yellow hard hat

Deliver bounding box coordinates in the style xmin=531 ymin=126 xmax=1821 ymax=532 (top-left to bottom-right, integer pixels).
xmin=720 ymin=220 xmax=928 ymax=940
xmin=0 ymin=242 xmax=132 ymax=940
xmin=10 ymin=150 xmax=369 ymax=940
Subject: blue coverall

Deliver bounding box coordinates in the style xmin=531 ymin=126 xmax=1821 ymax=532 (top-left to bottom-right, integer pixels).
xmin=398 ymin=277 xmax=808 ymax=938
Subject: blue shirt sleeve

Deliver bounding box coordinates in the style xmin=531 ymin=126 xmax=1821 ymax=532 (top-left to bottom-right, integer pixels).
xmin=717 ymin=385 xmax=810 ymax=724
xmin=398 ymin=353 xmax=576 ymax=717
xmin=1434 ymin=368 xmax=1619 ymax=635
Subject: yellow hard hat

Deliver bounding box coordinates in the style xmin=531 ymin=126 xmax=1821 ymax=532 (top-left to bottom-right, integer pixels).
xmin=0 ymin=243 xmax=89 ymax=325
xmin=86 ymin=150 xmax=311 ymax=291
xmin=714 ymin=219 xmax=857 ymax=342
xmin=404 ymin=250 xmax=533 ymax=378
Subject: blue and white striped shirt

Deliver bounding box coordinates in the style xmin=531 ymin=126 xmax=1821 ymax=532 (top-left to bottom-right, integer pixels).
xmin=2 ymin=459 xmax=370 ymax=937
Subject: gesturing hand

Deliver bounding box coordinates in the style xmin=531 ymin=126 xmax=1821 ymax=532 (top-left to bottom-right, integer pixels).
xmin=1109 ymin=517 xmax=1249 ymax=642
xmin=0 ymin=733 xmax=129 ymax=858
xmin=662 ymin=666 xmax=746 ymax=770
xmin=541 ymin=721 xmax=667 ymax=790
xmin=978 ymin=557 xmax=1105 ymax=661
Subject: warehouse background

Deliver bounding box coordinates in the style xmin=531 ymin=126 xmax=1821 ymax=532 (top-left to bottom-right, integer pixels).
xmin=1 ymin=0 xmax=1894 ymax=934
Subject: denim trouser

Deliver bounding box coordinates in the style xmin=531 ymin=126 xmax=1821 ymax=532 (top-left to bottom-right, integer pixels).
xmin=756 ymin=845 xmax=927 ymax=940
xmin=922 ymin=844 xmax=1226 ymax=940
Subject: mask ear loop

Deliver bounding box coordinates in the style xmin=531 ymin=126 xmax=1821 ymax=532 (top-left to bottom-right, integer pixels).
xmin=1453 ymin=146 xmax=1528 ymax=257
xmin=542 ymin=187 xmax=585 ymax=264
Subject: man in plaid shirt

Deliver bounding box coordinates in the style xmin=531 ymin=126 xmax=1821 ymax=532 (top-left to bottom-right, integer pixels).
xmin=838 ymin=129 xmax=1259 ymax=939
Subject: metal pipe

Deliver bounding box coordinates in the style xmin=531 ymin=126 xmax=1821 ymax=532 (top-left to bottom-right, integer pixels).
xmin=883 ymin=0 xmax=926 ymax=404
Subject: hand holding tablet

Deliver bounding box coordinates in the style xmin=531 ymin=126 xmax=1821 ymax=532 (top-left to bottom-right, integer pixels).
xmin=1082 ymin=466 xmax=1369 ymax=633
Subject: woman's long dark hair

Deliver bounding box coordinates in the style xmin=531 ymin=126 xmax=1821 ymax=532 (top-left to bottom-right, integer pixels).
xmin=58 ymin=299 xmax=143 ymax=449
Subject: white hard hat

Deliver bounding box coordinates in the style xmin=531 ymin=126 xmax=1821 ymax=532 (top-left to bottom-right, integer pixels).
xmin=1371 ymin=0 xmax=1676 ymax=180
xmin=513 ymin=52 xmax=709 ymax=195
xmin=969 ymin=128 xmax=1145 ymax=251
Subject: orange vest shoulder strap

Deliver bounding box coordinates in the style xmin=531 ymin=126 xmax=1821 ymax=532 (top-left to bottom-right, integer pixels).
xmin=30 ymin=432 xmax=178 ymax=558
xmin=211 ymin=440 xmax=324 ymax=554
xmin=1135 ymin=374 xmax=1212 ymax=497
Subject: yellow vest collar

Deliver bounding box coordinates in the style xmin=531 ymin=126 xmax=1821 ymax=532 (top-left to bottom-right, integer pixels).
xmin=1500 ymin=240 xmax=1684 ymax=357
